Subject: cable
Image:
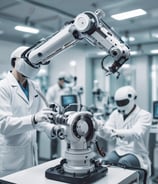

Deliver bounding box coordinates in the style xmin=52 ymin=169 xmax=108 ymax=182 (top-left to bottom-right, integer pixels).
xmin=35 ymin=88 xmax=49 ymax=107
xmin=101 ymin=55 xmax=111 ymax=74
xmin=100 ymin=55 xmax=121 ymax=79
xmin=95 ymin=140 xmax=106 ymax=157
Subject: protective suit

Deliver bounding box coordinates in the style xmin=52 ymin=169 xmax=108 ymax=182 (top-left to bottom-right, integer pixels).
xmin=46 ymin=83 xmax=67 ymax=106
xmin=46 ymin=71 xmax=73 ymax=106
xmin=0 ymin=71 xmax=50 ymax=177
xmin=98 ymin=86 xmax=152 ymax=177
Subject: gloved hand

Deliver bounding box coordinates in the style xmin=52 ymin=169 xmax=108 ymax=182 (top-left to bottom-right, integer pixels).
xmin=94 ymin=117 xmax=104 ymax=130
xmin=97 ymin=125 xmax=113 ymax=138
xmin=32 ymin=107 xmax=54 ymax=125
xmin=111 ymin=129 xmax=125 ymax=139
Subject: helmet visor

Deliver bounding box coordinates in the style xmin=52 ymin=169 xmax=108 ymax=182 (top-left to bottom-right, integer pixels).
xmin=116 ymin=99 xmax=129 ymax=107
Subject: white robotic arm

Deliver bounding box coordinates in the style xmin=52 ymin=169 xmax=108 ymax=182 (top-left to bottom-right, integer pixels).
xmin=19 ymin=9 xmax=130 ymax=183
xmin=21 ymin=9 xmax=130 ymax=76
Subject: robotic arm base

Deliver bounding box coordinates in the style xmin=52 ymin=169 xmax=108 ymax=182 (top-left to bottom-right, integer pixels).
xmin=45 ymin=159 xmax=108 ymax=184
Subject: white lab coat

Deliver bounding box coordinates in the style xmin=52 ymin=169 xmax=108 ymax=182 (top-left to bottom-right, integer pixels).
xmin=100 ymin=105 xmax=152 ymax=176
xmin=46 ymin=83 xmax=69 ymax=106
xmin=0 ymin=72 xmax=44 ymax=177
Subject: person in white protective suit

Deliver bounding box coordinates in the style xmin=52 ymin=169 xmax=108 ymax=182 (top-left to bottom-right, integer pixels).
xmin=46 ymin=71 xmax=74 ymax=106
xmin=97 ymin=85 xmax=152 ymax=183
xmin=0 ymin=46 xmax=56 ymax=177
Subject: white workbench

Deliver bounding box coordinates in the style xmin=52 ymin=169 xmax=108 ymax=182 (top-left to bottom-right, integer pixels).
xmin=1 ymin=158 xmax=139 ymax=184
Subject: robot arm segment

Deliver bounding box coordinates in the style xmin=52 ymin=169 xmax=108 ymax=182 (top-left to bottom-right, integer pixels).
xmin=22 ymin=9 xmax=130 ymax=75
xmin=74 ymin=9 xmax=130 ymax=74
xmin=22 ymin=24 xmax=79 ymax=67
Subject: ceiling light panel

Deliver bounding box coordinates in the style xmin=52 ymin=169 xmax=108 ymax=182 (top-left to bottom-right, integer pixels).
xmin=111 ymin=9 xmax=147 ymax=21
xmin=15 ymin=26 xmax=39 ymax=34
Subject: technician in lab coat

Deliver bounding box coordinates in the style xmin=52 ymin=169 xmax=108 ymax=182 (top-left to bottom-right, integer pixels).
xmin=46 ymin=71 xmax=73 ymax=106
xmin=97 ymin=86 xmax=152 ymax=183
xmin=0 ymin=46 xmax=55 ymax=177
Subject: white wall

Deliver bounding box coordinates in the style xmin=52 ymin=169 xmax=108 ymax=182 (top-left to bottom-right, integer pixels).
xmin=133 ymin=55 xmax=151 ymax=111
xmin=0 ymin=40 xmax=25 ymax=74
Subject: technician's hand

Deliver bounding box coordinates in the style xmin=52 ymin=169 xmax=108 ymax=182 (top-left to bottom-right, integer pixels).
xmin=32 ymin=107 xmax=54 ymax=124
xmin=97 ymin=125 xmax=113 ymax=138
xmin=111 ymin=129 xmax=124 ymax=139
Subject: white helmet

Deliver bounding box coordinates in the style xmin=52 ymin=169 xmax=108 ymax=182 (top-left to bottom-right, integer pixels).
xmin=114 ymin=86 xmax=137 ymax=115
xmin=10 ymin=46 xmax=40 ymax=78
xmin=58 ymin=71 xmax=67 ymax=80
xmin=58 ymin=72 xmax=73 ymax=83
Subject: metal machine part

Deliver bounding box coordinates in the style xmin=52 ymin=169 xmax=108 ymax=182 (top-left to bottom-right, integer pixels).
xmin=19 ymin=9 xmax=130 ymax=78
xmin=45 ymin=111 xmax=108 ymax=183
xmin=63 ymin=112 xmax=96 ymax=174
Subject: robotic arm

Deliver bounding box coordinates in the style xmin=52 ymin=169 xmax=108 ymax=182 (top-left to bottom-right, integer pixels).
xmin=21 ymin=9 xmax=130 ymax=77
xmin=17 ymin=9 xmax=130 ymax=183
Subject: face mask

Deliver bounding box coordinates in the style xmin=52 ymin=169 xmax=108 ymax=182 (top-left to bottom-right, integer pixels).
xmin=15 ymin=58 xmax=40 ymax=78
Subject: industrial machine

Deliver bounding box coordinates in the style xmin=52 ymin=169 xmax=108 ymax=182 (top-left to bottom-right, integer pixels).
xmin=45 ymin=110 xmax=107 ymax=184
xmin=18 ymin=9 xmax=130 ymax=184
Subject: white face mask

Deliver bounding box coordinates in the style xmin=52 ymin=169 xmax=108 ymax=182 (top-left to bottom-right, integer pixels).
xmin=64 ymin=82 xmax=74 ymax=88
xmin=15 ymin=58 xmax=40 ymax=78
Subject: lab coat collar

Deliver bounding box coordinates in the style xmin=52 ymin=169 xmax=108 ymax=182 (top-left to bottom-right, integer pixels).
xmin=123 ymin=105 xmax=140 ymax=123
xmin=7 ymin=71 xmax=39 ymax=105
xmin=7 ymin=71 xmax=28 ymax=103
xmin=129 ymin=105 xmax=140 ymax=116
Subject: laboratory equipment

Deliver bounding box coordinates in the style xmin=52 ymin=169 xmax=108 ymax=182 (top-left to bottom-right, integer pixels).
xmin=12 ymin=9 xmax=130 ymax=183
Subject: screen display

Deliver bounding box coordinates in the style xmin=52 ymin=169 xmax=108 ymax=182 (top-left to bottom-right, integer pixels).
xmin=61 ymin=95 xmax=78 ymax=112
xmin=153 ymin=101 xmax=158 ymax=119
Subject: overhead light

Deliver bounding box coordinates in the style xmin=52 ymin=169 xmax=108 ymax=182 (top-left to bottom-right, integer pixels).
xmin=15 ymin=25 xmax=39 ymax=34
xmin=121 ymin=36 xmax=135 ymax=42
xmin=152 ymin=33 xmax=158 ymax=38
xmin=121 ymin=36 xmax=127 ymax=42
xmin=111 ymin=9 xmax=147 ymax=21
xmin=150 ymin=49 xmax=158 ymax=54
xmin=129 ymin=36 xmax=135 ymax=42
xmin=122 ymin=63 xmax=130 ymax=69
xmin=130 ymin=51 xmax=138 ymax=56
xmin=97 ymin=51 xmax=107 ymax=56
xmin=69 ymin=60 xmax=76 ymax=67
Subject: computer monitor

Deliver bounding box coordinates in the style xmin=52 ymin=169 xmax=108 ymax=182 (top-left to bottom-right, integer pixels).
xmin=61 ymin=94 xmax=78 ymax=111
xmin=153 ymin=101 xmax=158 ymax=119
